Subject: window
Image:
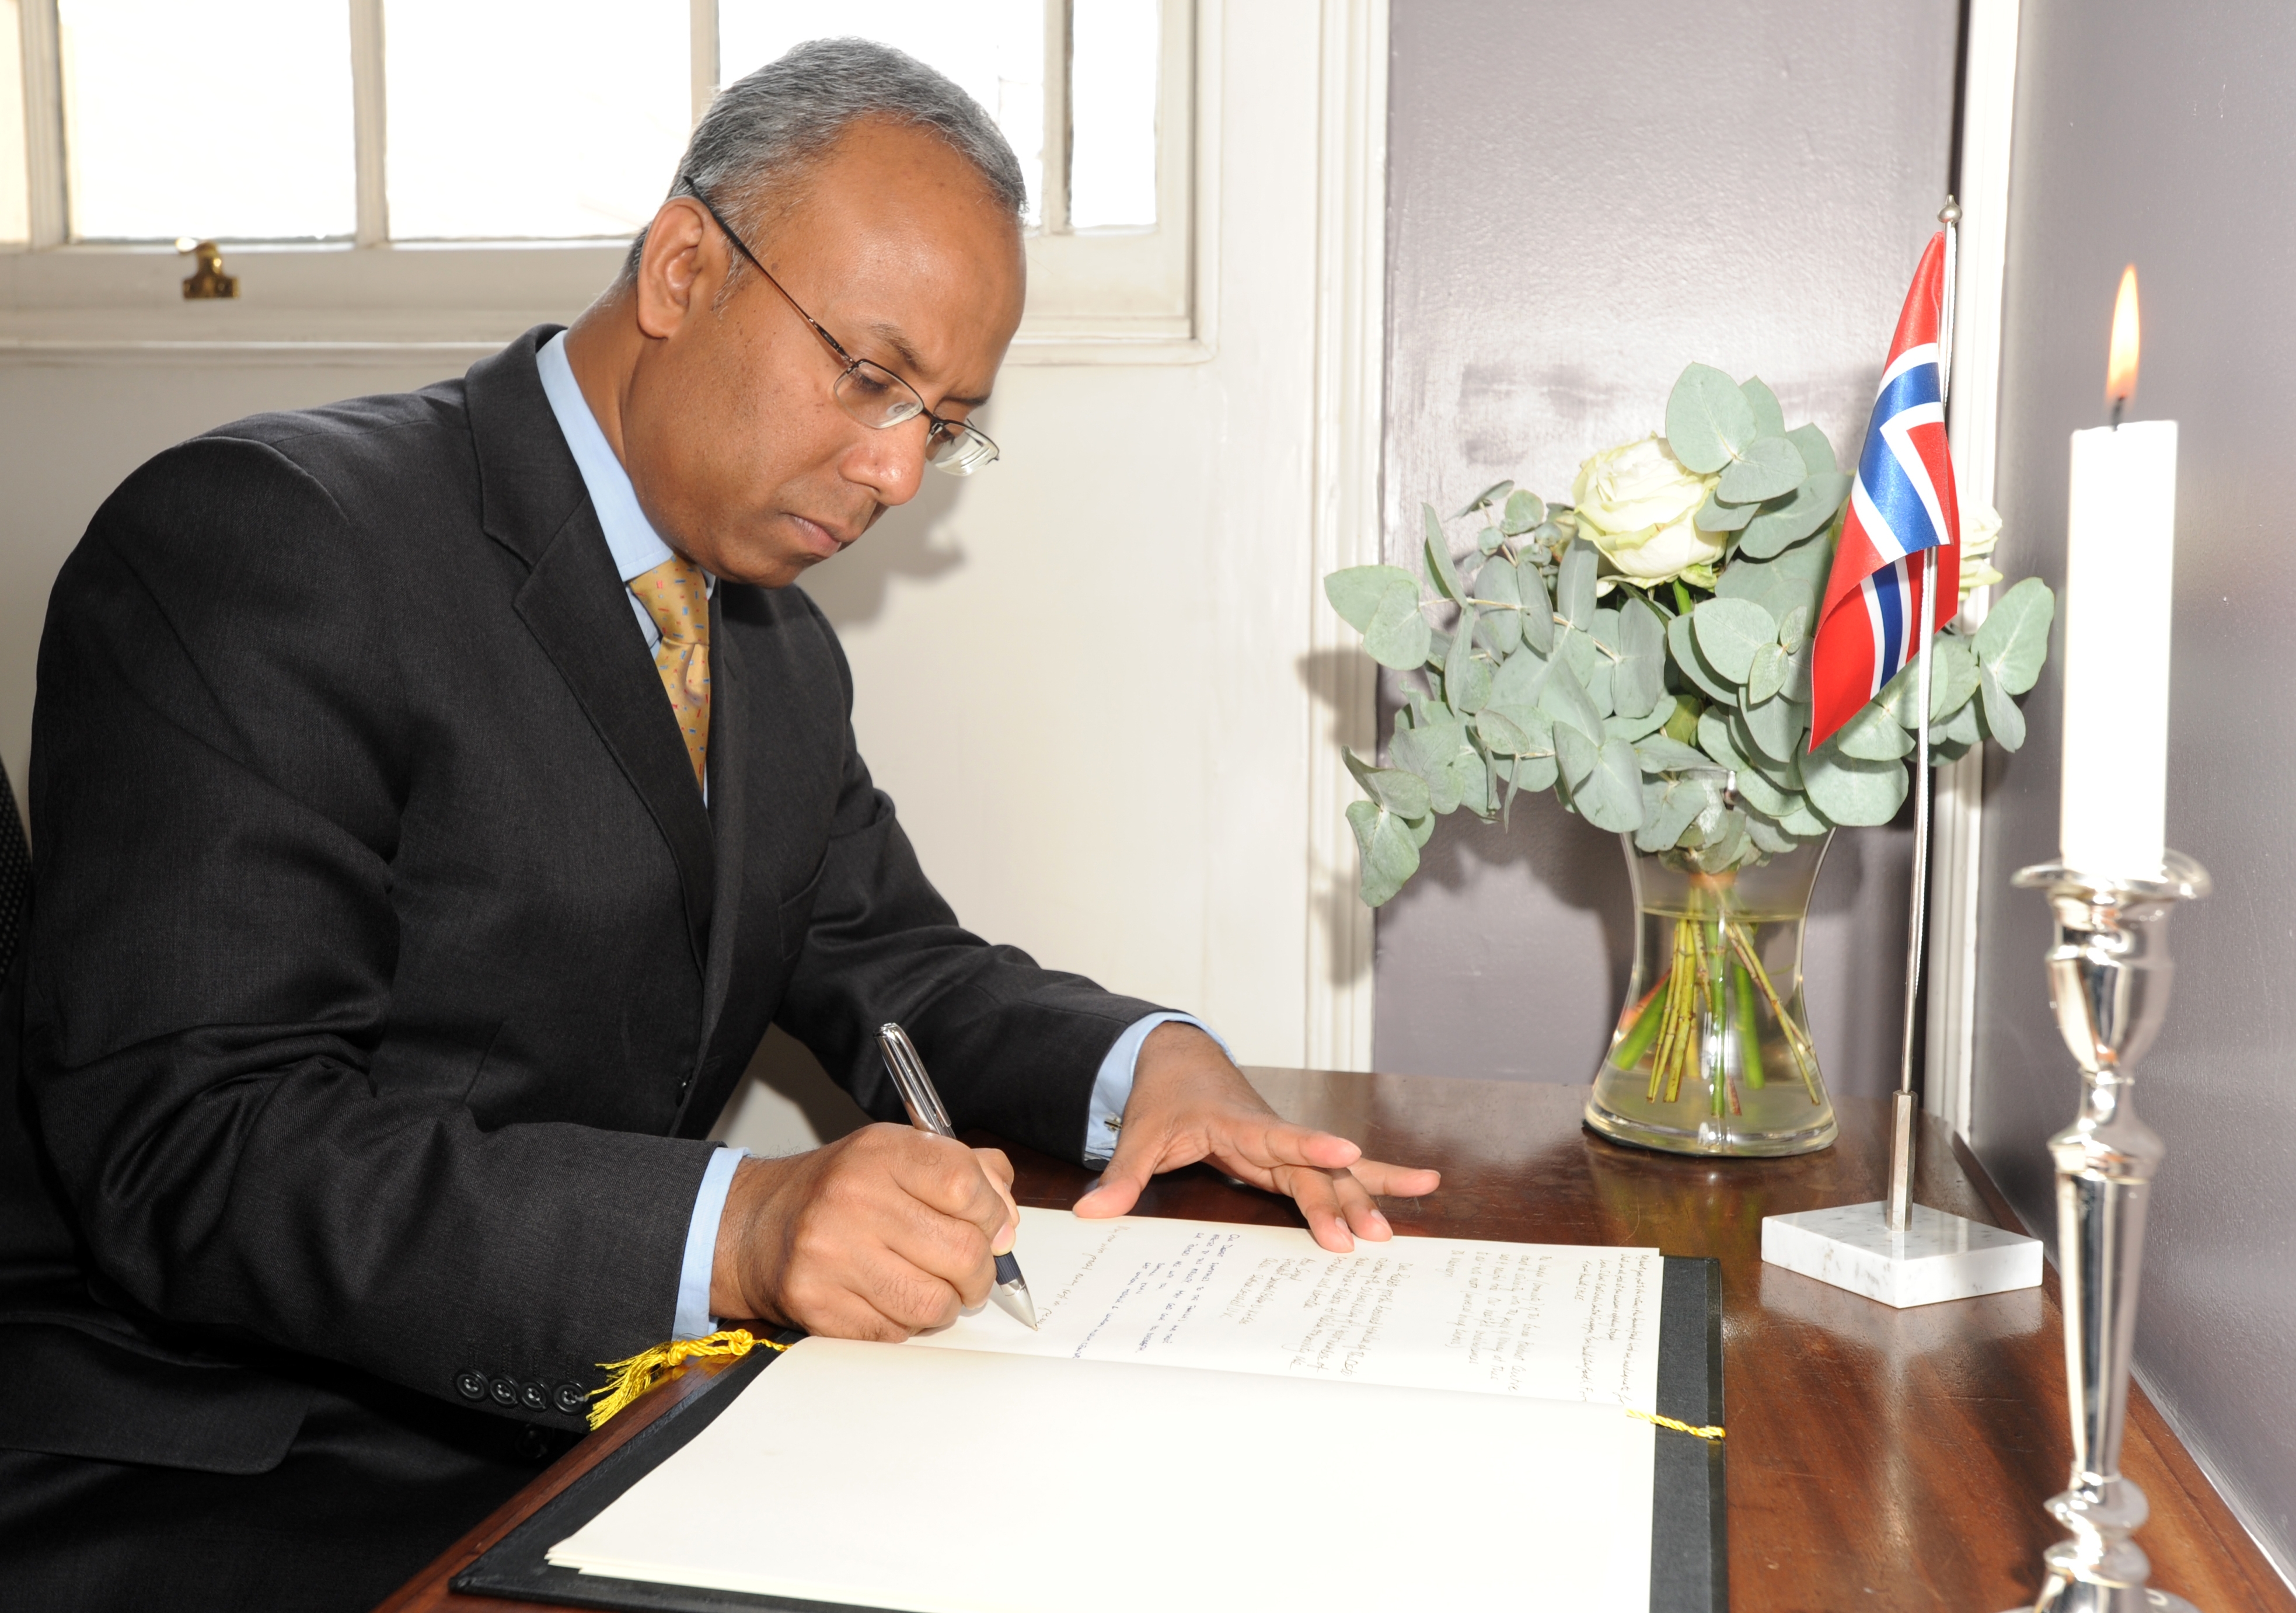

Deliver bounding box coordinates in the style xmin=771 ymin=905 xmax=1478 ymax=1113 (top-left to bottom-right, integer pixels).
xmin=0 ymin=1 xmax=1196 ymax=355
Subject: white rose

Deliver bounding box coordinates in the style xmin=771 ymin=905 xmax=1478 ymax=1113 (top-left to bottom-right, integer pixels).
xmin=1571 ymin=434 xmax=1723 ymax=586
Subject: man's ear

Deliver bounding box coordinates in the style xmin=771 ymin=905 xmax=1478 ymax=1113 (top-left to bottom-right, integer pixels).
xmin=634 ymin=197 xmax=717 ymax=340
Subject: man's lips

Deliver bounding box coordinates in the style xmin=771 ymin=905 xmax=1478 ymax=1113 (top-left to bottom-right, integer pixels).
xmin=786 ymin=513 xmax=857 ymax=557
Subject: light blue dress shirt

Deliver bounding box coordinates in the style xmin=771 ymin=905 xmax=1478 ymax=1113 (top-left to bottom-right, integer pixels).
xmin=533 ymin=332 xmax=1222 ymax=1339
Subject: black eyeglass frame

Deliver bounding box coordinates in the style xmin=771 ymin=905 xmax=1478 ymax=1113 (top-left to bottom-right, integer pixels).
xmin=676 ymin=175 xmax=1001 ymax=475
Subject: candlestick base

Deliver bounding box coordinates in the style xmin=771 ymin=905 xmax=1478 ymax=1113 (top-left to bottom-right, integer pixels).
xmin=2000 ymin=1584 xmax=2196 ymax=1612
xmin=1760 ymin=1200 xmax=2040 ymax=1308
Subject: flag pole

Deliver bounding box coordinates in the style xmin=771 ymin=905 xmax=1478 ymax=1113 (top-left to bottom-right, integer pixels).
xmin=1887 ymin=199 xmax=1959 ymax=1234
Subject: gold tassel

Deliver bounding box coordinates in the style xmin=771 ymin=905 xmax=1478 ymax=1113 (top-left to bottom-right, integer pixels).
xmin=587 ymin=1328 xmax=789 ymax=1430
xmin=1626 ymin=1407 xmax=1725 ymax=1441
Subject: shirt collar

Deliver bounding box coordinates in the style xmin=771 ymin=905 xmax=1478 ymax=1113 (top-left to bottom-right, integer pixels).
xmin=535 ymin=329 xmax=681 ymax=586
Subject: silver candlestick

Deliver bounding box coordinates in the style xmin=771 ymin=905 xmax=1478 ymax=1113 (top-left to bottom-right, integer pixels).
xmin=2006 ymin=852 xmax=2210 ymax=1613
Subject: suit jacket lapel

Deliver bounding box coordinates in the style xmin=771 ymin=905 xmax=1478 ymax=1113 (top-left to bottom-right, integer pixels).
xmin=467 ymin=329 xmax=716 ymax=976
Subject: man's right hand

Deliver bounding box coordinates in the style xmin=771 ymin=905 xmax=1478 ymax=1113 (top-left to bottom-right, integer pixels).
xmin=708 ymin=1124 xmax=1019 ymax=1340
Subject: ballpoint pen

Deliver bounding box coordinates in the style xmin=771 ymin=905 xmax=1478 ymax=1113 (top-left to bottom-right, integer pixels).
xmin=876 ymin=1022 xmax=1041 ymax=1330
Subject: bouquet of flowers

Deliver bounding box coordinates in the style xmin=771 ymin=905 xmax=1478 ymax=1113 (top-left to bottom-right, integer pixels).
xmin=1326 ymin=361 xmax=2056 ymax=910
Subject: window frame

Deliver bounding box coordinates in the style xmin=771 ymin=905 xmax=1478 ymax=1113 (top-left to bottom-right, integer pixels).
xmin=0 ymin=0 xmax=1203 ymax=365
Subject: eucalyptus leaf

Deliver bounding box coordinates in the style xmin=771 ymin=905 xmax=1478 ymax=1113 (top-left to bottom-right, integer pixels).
xmin=1477 ymin=524 xmax=1506 ymax=555
xmin=1422 ymin=503 xmax=1467 ymax=604
xmin=1740 ymin=694 xmax=1807 ymax=764
xmin=1517 ymin=558 xmax=1557 ymax=655
xmin=1389 ymin=722 xmax=1468 ymax=814
xmin=1745 ymin=811 xmax=1798 ymax=855
xmin=1665 ymin=363 xmax=1756 ymax=475
xmin=1606 ymin=701 xmax=1674 ymax=743
xmin=1833 ymin=699 xmax=1915 ymax=761
xmin=1777 ymin=602 xmax=1810 ymax=653
xmin=1634 ymin=734 xmax=1713 ymax=774
xmin=1732 ymin=765 xmax=1801 ymax=820
xmin=1454 ymin=480 xmax=1513 ymax=519
xmin=1451 ymin=750 xmax=1494 ymax=816
xmin=1742 ymin=377 xmax=1787 ymax=440
xmin=1938 ymin=691 xmax=1984 ymax=748
xmin=1557 ymin=539 xmax=1599 ymax=629
xmin=1746 ymin=641 xmax=1787 ymax=706
xmin=1781 ymin=640 xmax=1813 ymax=702
xmin=1668 ymin=614 xmax=1739 ymax=703
xmin=1554 ymin=723 xmax=1599 ymax=792
xmin=1362 ymin=579 xmax=1432 ymax=669
xmin=1705 ymin=808 xmax=1751 ymax=869
xmin=1638 ymin=778 xmax=1709 ymax=852
xmin=1469 ymin=556 xmax=1524 ymax=657
xmin=1407 ymin=810 xmax=1436 ymax=848
xmin=1575 ymin=739 xmax=1646 ymax=833
xmin=1501 ymin=488 xmax=1545 ymax=535
xmin=1749 ymin=741 xmax=1804 ymax=791
xmin=1324 ymin=565 xmax=1418 ymax=632
xmin=1697 ymin=706 xmax=1750 ymax=773
xmin=1561 ymin=622 xmax=1598 ymax=682
xmin=1977 ymin=663 xmax=2027 ymax=750
xmin=1586 ymin=649 xmax=1616 ymax=718
xmin=1445 ymin=617 xmax=1492 ymax=716
xmin=1695 ymin=491 xmax=1757 ymax=532
xmin=1786 ymin=423 xmax=1837 ymax=476
xmin=1611 ymin=597 xmax=1666 ymax=719
xmin=1779 ymin=798 xmax=1831 ymax=837
xmin=1487 ymin=644 xmax=1548 ymax=709
xmin=1500 ymin=752 xmax=1560 ymax=792
xmin=1346 ymin=800 xmax=1419 ymax=907
xmin=1692 ymin=597 xmax=1778 ymax=682
xmin=1716 ymin=434 xmax=1808 ymax=504
xmin=1802 ymin=741 xmax=1910 ymax=826
xmin=1344 ymin=748 xmax=1433 ymax=819
xmin=1738 ymin=471 xmax=1852 ymax=559
xmin=1484 ymin=702 xmax=1552 ymax=757
xmin=1475 ymin=705 xmax=1530 ymax=755
xmin=1975 ymin=576 xmax=2056 ymax=695
xmin=1538 ymin=659 xmax=1607 ymax=743
xmin=1930 ymin=635 xmax=1980 ymax=720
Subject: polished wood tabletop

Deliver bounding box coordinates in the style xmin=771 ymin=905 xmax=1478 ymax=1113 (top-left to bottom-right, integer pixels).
xmin=381 ymin=1070 xmax=2292 ymax=1613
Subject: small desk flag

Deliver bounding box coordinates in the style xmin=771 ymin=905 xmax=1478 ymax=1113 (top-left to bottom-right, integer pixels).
xmin=1808 ymin=232 xmax=1961 ymax=751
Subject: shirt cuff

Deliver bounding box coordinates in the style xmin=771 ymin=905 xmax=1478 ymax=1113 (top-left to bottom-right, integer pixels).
xmin=673 ymin=1145 xmax=749 ymax=1340
xmin=1085 ymin=1012 xmax=1231 ymax=1165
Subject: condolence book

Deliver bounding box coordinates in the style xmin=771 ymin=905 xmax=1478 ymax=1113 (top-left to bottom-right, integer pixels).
xmin=457 ymin=1209 xmax=1726 ymax=1613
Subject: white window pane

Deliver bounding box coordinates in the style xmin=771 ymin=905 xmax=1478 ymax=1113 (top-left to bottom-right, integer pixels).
xmin=0 ymin=0 xmax=26 ymax=243
xmin=385 ymin=0 xmax=689 ymax=241
xmin=1068 ymin=0 xmax=1158 ymax=230
xmin=58 ymin=0 xmax=354 ymax=241
xmin=718 ymin=3 xmax=1044 ymax=227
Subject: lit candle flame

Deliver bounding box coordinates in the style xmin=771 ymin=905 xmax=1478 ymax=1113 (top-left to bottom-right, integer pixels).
xmin=2106 ymin=264 xmax=2141 ymax=413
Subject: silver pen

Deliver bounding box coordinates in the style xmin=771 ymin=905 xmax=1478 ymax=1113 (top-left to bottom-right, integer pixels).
xmin=876 ymin=1022 xmax=1041 ymax=1330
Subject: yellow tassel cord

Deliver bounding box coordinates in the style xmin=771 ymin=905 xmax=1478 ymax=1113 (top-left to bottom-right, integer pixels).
xmin=588 ymin=1328 xmax=788 ymax=1431
xmin=1626 ymin=1407 xmax=1725 ymax=1441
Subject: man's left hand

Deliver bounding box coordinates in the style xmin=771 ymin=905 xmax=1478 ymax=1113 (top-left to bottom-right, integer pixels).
xmin=1073 ymin=1023 xmax=1440 ymax=1250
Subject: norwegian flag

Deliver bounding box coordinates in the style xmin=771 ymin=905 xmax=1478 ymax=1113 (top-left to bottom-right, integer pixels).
xmin=1808 ymin=232 xmax=1960 ymax=751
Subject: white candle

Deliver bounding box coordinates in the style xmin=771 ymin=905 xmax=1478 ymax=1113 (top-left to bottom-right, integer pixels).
xmin=2060 ymin=418 xmax=2177 ymax=875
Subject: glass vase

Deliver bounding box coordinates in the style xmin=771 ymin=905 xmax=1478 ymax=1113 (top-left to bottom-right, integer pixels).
xmin=1582 ymin=831 xmax=1838 ymax=1157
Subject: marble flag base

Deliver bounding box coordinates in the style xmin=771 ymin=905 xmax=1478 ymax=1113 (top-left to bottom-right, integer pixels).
xmin=1761 ymin=1201 xmax=2042 ymax=1308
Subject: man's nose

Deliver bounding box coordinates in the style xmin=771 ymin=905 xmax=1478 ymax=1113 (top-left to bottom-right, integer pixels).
xmin=843 ymin=418 xmax=930 ymax=508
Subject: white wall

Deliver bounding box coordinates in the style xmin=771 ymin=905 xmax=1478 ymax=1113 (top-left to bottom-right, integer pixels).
xmin=0 ymin=0 xmax=1368 ymax=1158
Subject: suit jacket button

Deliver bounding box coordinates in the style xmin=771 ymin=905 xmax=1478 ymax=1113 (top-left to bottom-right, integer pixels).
xmin=519 ymin=1380 xmax=549 ymax=1412
xmin=489 ymin=1375 xmax=518 ymax=1406
xmin=455 ymin=1370 xmax=488 ymax=1401
xmin=554 ymin=1382 xmax=588 ymax=1416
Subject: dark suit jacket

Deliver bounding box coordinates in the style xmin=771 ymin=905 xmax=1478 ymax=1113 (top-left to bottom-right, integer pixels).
xmin=0 ymin=326 xmax=1161 ymax=1476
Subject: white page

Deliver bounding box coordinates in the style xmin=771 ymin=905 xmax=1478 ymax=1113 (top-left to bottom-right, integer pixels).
xmin=549 ymin=1336 xmax=1658 ymax=1613
xmin=913 ymin=1207 xmax=1663 ymax=1409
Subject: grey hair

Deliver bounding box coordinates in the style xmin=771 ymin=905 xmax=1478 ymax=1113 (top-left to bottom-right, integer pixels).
xmin=621 ymin=37 xmax=1026 ymax=284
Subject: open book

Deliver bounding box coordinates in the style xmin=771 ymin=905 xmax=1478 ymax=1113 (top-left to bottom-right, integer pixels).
xmin=534 ymin=1209 xmax=1702 ymax=1613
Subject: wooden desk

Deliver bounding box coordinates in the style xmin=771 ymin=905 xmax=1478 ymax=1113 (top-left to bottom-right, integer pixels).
xmin=382 ymin=1072 xmax=2292 ymax=1613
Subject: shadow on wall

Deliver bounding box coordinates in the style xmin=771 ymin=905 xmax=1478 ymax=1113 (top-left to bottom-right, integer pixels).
xmin=788 ymin=469 xmax=965 ymax=630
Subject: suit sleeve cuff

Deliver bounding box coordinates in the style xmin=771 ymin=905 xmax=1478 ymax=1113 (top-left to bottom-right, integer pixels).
xmin=1085 ymin=1012 xmax=1230 ymax=1165
xmin=673 ymin=1145 xmax=748 ymax=1339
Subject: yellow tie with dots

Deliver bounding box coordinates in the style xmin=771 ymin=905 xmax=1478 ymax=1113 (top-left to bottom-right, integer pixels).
xmin=626 ymin=555 xmax=711 ymax=790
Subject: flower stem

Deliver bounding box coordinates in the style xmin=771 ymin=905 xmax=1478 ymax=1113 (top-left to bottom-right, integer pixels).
xmin=1732 ymin=957 xmax=1766 ymax=1090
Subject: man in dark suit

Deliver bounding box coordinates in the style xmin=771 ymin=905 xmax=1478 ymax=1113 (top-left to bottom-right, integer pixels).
xmin=0 ymin=39 xmax=1437 ymax=1610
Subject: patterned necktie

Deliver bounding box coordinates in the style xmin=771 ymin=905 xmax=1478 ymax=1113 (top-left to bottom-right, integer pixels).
xmin=626 ymin=554 xmax=711 ymax=789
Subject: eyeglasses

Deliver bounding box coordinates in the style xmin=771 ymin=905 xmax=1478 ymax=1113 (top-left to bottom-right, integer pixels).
xmin=678 ymin=176 xmax=1000 ymax=476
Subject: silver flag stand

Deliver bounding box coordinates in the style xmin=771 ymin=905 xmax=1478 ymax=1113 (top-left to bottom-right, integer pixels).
xmin=1759 ymin=201 xmax=2044 ymax=1308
